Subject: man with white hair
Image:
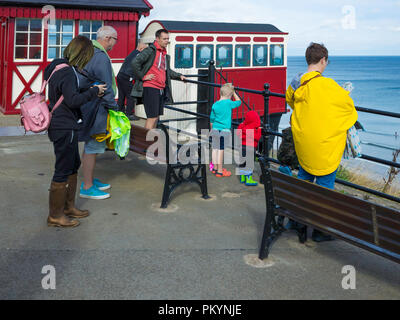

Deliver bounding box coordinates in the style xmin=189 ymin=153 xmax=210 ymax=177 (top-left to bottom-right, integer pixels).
xmin=78 ymin=25 xmax=119 ymax=200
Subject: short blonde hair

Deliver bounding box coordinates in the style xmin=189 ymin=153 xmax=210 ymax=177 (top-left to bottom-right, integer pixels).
xmin=220 ymin=83 xmax=234 ymax=97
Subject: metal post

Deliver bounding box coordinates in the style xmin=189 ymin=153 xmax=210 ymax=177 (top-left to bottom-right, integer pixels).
xmin=263 ymin=83 xmax=271 ymax=158
xmin=207 ymin=61 xmax=215 ymax=127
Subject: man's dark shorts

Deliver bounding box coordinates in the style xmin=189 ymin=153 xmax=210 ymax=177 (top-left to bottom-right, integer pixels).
xmin=143 ymin=87 xmax=164 ymax=118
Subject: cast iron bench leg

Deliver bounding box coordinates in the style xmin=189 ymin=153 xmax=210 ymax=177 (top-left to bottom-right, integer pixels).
xmin=258 ymin=157 xmax=281 ymax=260
xmin=161 ymin=164 xmax=173 ymax=209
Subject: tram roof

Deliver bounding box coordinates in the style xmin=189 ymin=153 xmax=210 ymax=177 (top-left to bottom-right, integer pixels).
xmin=0 ymin=0 xmax=153 ymax=12
xmin=144 ymin=20 xmax=285 ymax=34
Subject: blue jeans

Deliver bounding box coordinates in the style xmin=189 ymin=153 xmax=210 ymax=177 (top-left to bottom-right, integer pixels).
xmin=297 ymin=166 xmax=337 ymax=190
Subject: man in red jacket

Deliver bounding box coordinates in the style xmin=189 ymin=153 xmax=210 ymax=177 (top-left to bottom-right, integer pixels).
xmin=131 ymin=29 xmax=186 ymax=129
xmin=236 ymin=111 xmax=262 ymax=186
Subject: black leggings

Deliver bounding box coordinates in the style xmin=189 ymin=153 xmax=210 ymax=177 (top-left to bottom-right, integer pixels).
xmin=48 ymin=129 xmax=80 ymax=183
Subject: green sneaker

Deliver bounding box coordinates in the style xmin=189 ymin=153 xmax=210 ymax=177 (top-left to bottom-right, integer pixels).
xmin=245 ymin=174 xmax=258 ymax=186
xmin=240 ymin=175 xmax=246 ymax=183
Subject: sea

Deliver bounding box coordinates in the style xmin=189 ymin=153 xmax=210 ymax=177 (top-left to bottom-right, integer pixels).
xmin=281 ymin=56 xmax=400 ymax=162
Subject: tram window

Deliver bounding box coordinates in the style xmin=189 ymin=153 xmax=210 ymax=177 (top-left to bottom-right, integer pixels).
xmin=253 ymin=45 xmax=268 ymax=66
xmin=175 ymin=44 xmax=194 ymax=68
xmin=270 ymin=44 xmax=284 ymax=66
xmin=216 ymin=44 xmax=233 ymax=68
xmin=196 ymin=44 xmax=214 ymax=68
xmin=235 ymin=45 xmax=250 ymax=67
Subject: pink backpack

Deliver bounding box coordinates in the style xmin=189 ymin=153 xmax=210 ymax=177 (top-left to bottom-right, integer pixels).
xmin=20 ymin=63 xmax=69 ymax=133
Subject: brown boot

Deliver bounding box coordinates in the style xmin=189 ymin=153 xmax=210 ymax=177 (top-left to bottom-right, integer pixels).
xmin=64 ymin=173 xmax=89 ymax=219
xmin=48 ymin=181 xmax=80 ymax=228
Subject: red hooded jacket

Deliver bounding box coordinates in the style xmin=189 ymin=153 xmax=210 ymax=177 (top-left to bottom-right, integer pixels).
xmin=237 ymin=111 xmax=262 ymax=147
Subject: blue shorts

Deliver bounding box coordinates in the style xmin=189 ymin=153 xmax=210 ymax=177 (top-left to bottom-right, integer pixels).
xmin=84 ymin=138 xmax=106 ymax=154
xmin=210 ymin=129 xmax=230 ymax=150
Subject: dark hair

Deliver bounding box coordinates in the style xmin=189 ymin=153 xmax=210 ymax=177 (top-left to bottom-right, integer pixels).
xmin=63 ymin=35 xmax=94 ymax=70
xmin=305 ymin=42 xmax=328 ymax=65
xmin=155 ymin=29 xmax=169 ymax=38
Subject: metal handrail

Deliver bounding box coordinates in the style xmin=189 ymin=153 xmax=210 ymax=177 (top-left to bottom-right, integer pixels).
xmin=166 ymin=100 xmax=208 ymax=105
xmin=172 ymin=74 xmax=399 ymax=203
xmin=356 ymin=106 xmax=400 ymax=118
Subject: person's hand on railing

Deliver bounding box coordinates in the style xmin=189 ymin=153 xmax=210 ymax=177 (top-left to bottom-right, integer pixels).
xmin=180 ymin=75 xmax=187 ymax=82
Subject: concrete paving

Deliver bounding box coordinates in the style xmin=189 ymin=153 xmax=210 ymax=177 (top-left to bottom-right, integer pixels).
xmin=0 ymin=133 xmax=400 ymax=300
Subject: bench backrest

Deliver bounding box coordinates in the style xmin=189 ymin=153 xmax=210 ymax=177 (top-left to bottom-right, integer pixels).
xmin=270 ymin=169 xmax=400 ymax=263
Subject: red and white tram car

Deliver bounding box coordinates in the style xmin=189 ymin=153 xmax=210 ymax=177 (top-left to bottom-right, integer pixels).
xmin=139 ymin=20 xmax=288 ymax=134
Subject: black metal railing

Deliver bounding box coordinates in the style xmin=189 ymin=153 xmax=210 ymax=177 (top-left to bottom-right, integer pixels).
xmin=164 ymin=61 xmax=399 ymax=204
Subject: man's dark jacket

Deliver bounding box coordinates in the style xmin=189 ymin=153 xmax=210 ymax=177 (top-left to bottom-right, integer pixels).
xmin=118 ymin=49 xmax=140 ymax=79
xmin=78 ymin=47 xmax=118 ymax=142
xmin=130 ymin=43 xmax=182 ymax=103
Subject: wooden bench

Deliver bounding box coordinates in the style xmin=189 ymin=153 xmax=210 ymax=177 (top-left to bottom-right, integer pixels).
xmin=258 ymin=157 xmax=400 ymax=264
xmin=129 ymin=123 xmax=210 ymax=208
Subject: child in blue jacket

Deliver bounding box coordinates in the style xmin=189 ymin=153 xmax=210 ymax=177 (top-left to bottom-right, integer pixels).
xmin=210 ymin=83 xmax=241 ymax=177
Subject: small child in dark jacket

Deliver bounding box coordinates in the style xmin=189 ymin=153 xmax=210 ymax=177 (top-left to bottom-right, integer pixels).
xmin=237 ymin=111 xmax=262 ymax=186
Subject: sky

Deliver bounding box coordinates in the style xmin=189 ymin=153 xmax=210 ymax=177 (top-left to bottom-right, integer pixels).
xmin=138 ymin=0 xmax=400 ymax=56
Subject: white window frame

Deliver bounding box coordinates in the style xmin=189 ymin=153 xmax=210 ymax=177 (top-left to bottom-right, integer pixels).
xmin=79 ymin=20 xmax=104 ymax=40
xmin=234 ymin=44 xmax=251 ymax=68
xmin=175 ymin=44 xmax=194 ymax=69
xmin=47 ymin=19 xmax=75 ymax=61
xmin=14 ymin=18 xmax=43 ymax=62
xmin=270 ymin=44 xmax=285 ymax=66
xmin=252 ymin=44 xmax=269 ymax=68
xmin=195 ymin=44 xmax=214 ymax=69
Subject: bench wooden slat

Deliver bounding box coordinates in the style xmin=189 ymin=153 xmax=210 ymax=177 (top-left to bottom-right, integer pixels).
xmin=274 ymin=188 xmax=374 ymax=230
xmin=276 ymin=199 xmax=376 ymax=243
xmin=273 ymin=177 xmax=380 ymax=222
xmin=129 ymin=124 xmax=167 ymax=162
xmin=269 ymin=169 xmax=400 ymax=262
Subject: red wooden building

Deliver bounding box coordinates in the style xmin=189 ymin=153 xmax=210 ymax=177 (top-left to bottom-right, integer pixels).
xmin=0 ymin=0 xmax=153 ymax=115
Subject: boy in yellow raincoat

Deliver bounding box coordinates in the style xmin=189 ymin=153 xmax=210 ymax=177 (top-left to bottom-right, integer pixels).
xmin=285 ymin=43 xmax=358 ymax=241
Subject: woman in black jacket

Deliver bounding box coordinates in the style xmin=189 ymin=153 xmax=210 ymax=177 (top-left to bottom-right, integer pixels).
xmin=45 ymin=35 xmax=106 ymax=228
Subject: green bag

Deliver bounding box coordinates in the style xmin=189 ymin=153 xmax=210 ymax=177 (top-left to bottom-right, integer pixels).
xmin=108 ymin=110 xmax=131 ymax=157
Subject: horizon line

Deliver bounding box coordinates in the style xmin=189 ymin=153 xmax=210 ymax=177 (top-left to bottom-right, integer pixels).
xmin=288 ymin=55 xmax=400 ymax=57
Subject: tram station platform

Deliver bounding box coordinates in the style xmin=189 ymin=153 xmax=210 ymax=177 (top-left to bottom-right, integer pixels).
xmin=0 ymin=128 xmax=400 ymax=300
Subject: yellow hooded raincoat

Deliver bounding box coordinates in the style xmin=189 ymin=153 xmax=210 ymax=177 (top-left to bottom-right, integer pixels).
xmin=286 ymin=71 xmax=358 ymax=176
